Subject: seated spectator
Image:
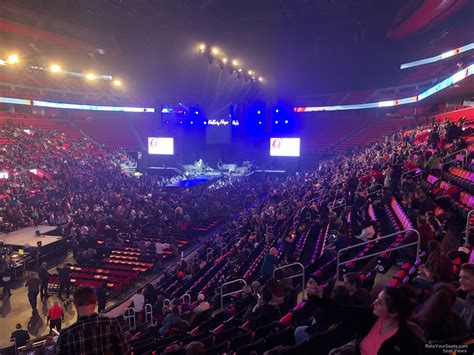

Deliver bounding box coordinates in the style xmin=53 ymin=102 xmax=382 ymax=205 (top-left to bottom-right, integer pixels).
xmin=416 ymin=215 xmax=435 ymax=250
xmin=342 ymin=273 xmax=371 ymax=306
xmin=10 ymin=323 xmax=30 ymax=348
xmin=57 ymin=285 xmax=128 ymax=354
xmin=247 ymin=289 xmax=280 ymax=328
xmin=194 ymin=294 xmax=210 ymax=313
xmin=185 ymin=341 xmax=205 ymax=355
xmin=415 ymin=282 xmax=467 ymax=341
xmin=459 ymin=263 xmax=474 ymax=333
xmin=354 ymin=219 xmax=375 ymax=242
xmin=159 ymin=306 xmax=182 ymax=336
xmin=308 ymin=284 xmax=424 ymax=354
xmin=40 ymin=336 xmax=57 ymax=355
xmin=413 ymin=240 xmax=455 ymax=289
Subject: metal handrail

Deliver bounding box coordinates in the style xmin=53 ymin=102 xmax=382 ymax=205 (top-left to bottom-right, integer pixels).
xmin=329 ymin=198 xmax=346 ymax=211
xmin=206 ymin=248 xmax=213 ymax=262
xmin=335 ymin=229 xmax=421 ymax=281
xmin=144 ymin=303 xmax=153 ymax=325
xmin=401 ymin=168 xmax=422 ymax=180
xmin=221 ymin=242 xmax=227 ymax=256
xmin=365 ymin=184 xmax=384 ymax=199
xmin=273 ymin=262 xmax=305 ymax=298
xmin=466 ymin=210 xmax=474 ymax=246
xmin=163 ymin=298 xmax=171 ymax=307
xmin=123 ymin=307 xmax=136 ymax=330
xmin=181 ymin=293 xmax=191 ymax=304
xmin=220 ymin=278 xmax=247 ymax=310
xmin=441 ymin=149 xmax=468 ymax=169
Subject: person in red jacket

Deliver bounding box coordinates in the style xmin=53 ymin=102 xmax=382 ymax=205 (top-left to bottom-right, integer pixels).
xmin=415 ymin=215 xmax=435 ymax=250
xmin=47 ymin=300 xmax=64 ymax=333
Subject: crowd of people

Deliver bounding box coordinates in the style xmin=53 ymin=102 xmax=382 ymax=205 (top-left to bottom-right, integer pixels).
xmin=0 ymin=113 xmax=472 ymax=354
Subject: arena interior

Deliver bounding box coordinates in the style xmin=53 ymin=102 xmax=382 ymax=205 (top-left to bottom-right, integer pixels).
xmin=0 ymin=0 xmax=474 ymax=354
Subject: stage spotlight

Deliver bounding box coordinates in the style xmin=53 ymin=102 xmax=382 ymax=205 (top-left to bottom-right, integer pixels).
xmin=179 ymin=121 xmax=183 ymax=124
xmin=258 ymin=77 xmax=263 ymax=82
xmin=0 ymin=59 xmax=5 ymax=66
xmin=285 ymin=120 xmax=289 ymax=124
xmin=7 ymin=54 xmax=19 ymax=65
xmin=50 ymin=64 xmax=62 ymax=73
xmin=257 ymin=110 xmax=261 ymax=115
xmin=211 ymin=47 xmax=219 ymax=55
xmin=194 ymin=110 xmax=199 ymax=115
xmin=275 ymin=120 xmax=279 ymax=124
xmin=190 ymin=121 xmax=194 ymax=125
xmin=199 ymin=43 xmax=206 ymax=53
xmin=232 ymin=59 xmax=239 ymax=66
xmin=275 ymin=109 xmax=279 ymax=113
xmin=248 ymin=70 xmax=254 ymax=76
xmin=113 ymin=79 xmax=122 ymax=87
xmin=86 ymin=72 xmax=96 ymax=81
xmin=203 ymin=121 xmax=207 ymax=125
xmin=258 ymin=121 xmax=262 ymax=125
xmin=222 ymin=58 xmax=228 ymax=64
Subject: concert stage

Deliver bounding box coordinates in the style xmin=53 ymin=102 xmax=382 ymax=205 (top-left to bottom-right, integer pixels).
xmin=0 ymin=226 xmax=63 ymax=251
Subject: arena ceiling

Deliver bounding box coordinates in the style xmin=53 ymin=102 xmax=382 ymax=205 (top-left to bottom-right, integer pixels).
xmin=7 ymin=0 xmax=474 ymax=105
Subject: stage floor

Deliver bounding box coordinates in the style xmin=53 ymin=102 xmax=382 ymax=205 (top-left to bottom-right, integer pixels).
xmin=167 ymin=176 xmax=211 ymax=188
xmin=0 ymin=226 xmax=60 ymax=249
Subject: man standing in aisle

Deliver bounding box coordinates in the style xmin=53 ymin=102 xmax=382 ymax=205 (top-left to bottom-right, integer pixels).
xmin=25 ymin=273 xmax=41 ymax=315
xmin=38 ymin=262 xmax=50 ymax=299
xmin=47 ymin=299 xmax=64 ymax=333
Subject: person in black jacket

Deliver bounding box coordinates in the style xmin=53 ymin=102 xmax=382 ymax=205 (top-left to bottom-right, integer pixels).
xmin=10 ymin=323 xmax=30 ymax=348
xmin=38 ymin=262 xmax=50 ymax=299
xmin=308 ymin=283 xmax=424 ymax=355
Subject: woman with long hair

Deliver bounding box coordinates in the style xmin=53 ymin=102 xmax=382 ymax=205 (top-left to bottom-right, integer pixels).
xmin=415 ymin=282 xmax=467 ymax=341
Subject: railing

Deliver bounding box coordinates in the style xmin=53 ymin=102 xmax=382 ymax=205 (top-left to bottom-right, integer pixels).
xmin=466 ymin=210 xmax=474 ymax=246
xmin=441 ymin=149 xmax=468 ymax=170
xmin=163 ymin=298 xmax=171 ymax=308
xmin=335 ymin=229 xmax=421 ymax=281
xmin=401 ymin=168 xmax=422 ymax=181
xmin=365 ymin=184 xmax=384 ymax=199
xmin=273 ymin=262 xmax=305 ymax=298
xmin=221 ymin=242 xmax=227 ymax=256
xmin=329 ymin=198 xmax=346 ymax=211
xmin=181 ymin=293 xmax=191 ymax=304
xmin=220 ymin=278 xmax=247 ymax=310
xmin=206 ymin=248 xmax=213 ymax=262
xmin=144 ymin=303 xmax=153 ymax=325
xmin=123 ymin=307 xmax=136 ymax=330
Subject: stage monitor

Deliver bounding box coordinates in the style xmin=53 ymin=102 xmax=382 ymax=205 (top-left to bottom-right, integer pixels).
xmin=148 ymin=137 xmax=174 ymax=155
xmin=270 ymin=138 xmax=300 ymax=157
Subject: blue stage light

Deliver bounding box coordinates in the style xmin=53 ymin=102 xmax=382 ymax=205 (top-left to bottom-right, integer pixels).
xmin=179 ymin=121 xmax=183 ymax=124
xmin=190 ymin=121 xmax=194 ymax=125
xmin=258 ymin=121 xmax=262 ymax=125
xmin=257 ymin=110 xmax=261 ymax=115
xmin=285 ymin=120 xmax=288 ymax=124
xmin=194 ymin=111 xmax=199 ymax=115
xmin=203 ymin=121 xmax=207 ymax=125
xmin=275 ymin=120 xmax=279 ymax=124
xmin=275 ymin=109 xmax=279 ymax=113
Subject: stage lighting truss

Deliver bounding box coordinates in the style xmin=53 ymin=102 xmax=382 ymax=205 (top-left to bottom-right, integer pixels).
xmin=197 ymin=42 xmax=264 ymax=84
xmin=0 ymin=51 xmax=125 ymax=88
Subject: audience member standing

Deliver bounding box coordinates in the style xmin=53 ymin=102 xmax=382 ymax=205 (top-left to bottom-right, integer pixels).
xmin=97 ymin=283 xmax=108 ymax=313
xmin=260 ymin=247 xmax=279 ymax=281
xmin=38 ymin=262 xmax=51 ymax=299
xmin=25 ymin=273 xmax=41 ymax=315
xmin=10 ymin=323 xmax=30 ymax=348
xmin=58 ymin=266 xmax=71 ymax=299
xmin=131 ymin=288 xmax=145 ymax=324
xmin=47 ymin=300 xmax=64 ymax=333
xmin=57 ymin=285 xmax=128 ymax=355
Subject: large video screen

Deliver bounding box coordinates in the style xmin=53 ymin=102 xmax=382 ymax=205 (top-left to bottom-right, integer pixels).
xmin=270 ymin=138 xmax=300 ymax=157
xmin=148 ymin=137 xmax=174 ymax=155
